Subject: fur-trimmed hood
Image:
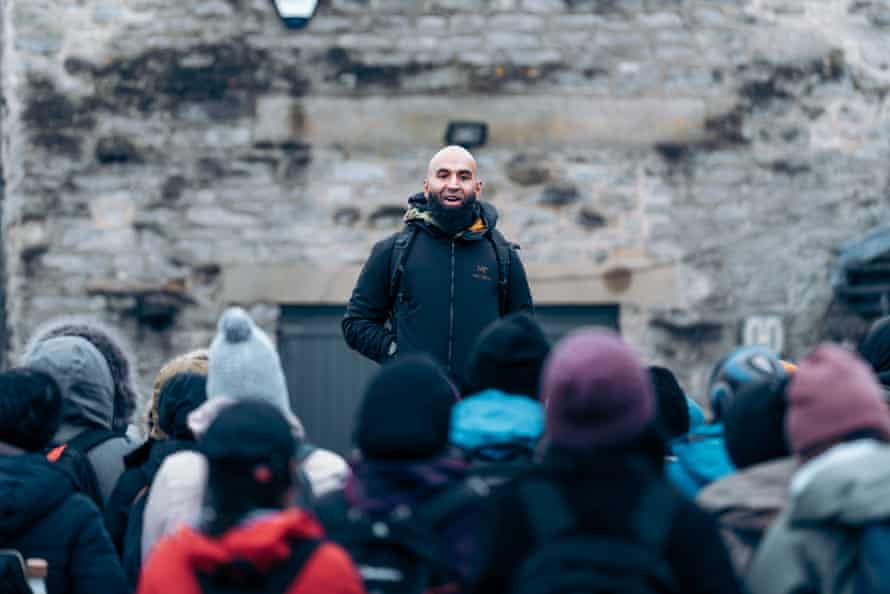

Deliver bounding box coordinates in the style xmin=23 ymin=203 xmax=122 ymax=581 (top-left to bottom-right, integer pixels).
xmin=24 ymin=316 xmax=142 ymax=432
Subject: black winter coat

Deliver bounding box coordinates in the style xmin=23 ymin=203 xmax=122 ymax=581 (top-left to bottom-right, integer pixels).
xmin=343 ymin=198 xmax=533 ymax=376
xmin=0 ymin=451 xmax=128 ymax=594
xmin=470 ymin=448 xmax=745 ymax=594
xmin=104 ymin=438 xmax=195 ymax=551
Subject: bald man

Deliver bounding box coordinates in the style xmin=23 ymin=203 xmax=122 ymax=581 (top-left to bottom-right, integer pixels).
xmin=343 ymin=146 xmax=533 ymax=379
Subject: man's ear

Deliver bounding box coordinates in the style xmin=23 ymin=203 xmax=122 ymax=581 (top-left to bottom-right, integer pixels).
xmin=423 ymin=178 xmax=430 ymax=198
xmin=476 ymin=179 xmax=484 ymax=198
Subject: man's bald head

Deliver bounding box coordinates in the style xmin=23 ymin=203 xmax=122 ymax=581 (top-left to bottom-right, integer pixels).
xmin=427 ymin=146 xmax=477 ymax=178
xmin=424 ymin=146 xmax=483 ymax=208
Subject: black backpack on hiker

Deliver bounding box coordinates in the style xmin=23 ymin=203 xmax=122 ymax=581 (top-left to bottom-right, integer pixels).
xmin=195 ymin=537 xmax=321 ymax=594
xmin=389 ymin=224 xmax=515 ymax=317
xmin=510 ymin=479 xmax=678 ymax=594
xmin=319 ymin=477 xmax=490 ymax=594
xmin=46 ymin=428 xmax=120 ymax=510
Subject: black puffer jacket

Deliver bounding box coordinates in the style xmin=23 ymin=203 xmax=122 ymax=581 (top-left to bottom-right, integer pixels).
xmin=343 ymin=196 xmax=533 ymax=376
xmin=0 ymin=450 xmax=128 ymax=594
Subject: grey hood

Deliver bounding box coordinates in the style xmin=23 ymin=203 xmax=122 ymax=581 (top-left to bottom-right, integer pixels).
xmin=697 ymin=457 xmax=795 ymax=532
xmin=24 ymin=336 xmax=116 ymax=442
xmin=788 ymin=440 xmax=890 ymax=527
xmin=23 ymin=316 xmax=142 ymax=431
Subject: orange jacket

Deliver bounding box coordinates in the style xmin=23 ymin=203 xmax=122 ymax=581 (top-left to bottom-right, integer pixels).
xmin=137 ymin=509 xmax=365 ymax=594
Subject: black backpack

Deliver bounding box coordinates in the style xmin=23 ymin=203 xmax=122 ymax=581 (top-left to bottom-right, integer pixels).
xmin=196 ymin=537 xmax=321 ymax=594
xmin=322 ymin=478 xmax=490 ymax=594
xmin=389 ymin=224 xmax=514 ymax=316
xmin=46 ymin=428 xmax=120 ymax=510
xmin=510 ymin=480 xmax=677 ymax=594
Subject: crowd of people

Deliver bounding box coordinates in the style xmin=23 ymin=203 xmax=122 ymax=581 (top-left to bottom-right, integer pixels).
xmin=1 ymin=305 xmax=890 ymax=594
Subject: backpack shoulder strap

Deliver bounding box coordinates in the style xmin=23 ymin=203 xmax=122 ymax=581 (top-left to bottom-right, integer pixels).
xmin=67 ymin=428 xmax=122 ymax=453
xmin=487 ymin=229 xmax=514 ymax=316
xmin=630 ymin=480 xmax=677 ymax=550
xmin=517 ymin=480 xmax=577 ymax=545
xmin=264 ymin=538 xmax=322 ymax=594
xmin=389 ymin=225 xmax=420 ymax=311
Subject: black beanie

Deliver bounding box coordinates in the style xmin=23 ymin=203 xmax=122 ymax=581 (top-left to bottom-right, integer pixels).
xmin=202 ymin=401 xmax=297 ymax=524
xmin=157 ymin=372 xmax=207 ymax=440
xmin=202 ymin=401 xmax=296 ymax=481
xmin=464 ymin=312 xmax=550 ymax=399
xmin=355 ymin=355 xmax=456 ymax=460
xmin=723 ymin=377 xmax=790 ymax=469
xmin=649 ymin=366 xmax=690 ymax=439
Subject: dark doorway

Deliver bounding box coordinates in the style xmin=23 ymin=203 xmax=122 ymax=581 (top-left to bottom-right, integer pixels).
xmin=278 ymin=304 xmax=620 ymax=456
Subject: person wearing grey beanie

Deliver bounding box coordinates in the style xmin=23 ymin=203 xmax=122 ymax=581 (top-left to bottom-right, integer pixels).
xmin=140 ymin=307 xmax=350 ymax=563
xmin=206 ymin=307 xmax=292 ymax=415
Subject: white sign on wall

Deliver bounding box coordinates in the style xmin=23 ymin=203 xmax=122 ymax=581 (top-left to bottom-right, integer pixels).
xmin=741 ymin=315 xmax=785 ymax=355
xmin=272 ymin=0 xmax=319 ymax=28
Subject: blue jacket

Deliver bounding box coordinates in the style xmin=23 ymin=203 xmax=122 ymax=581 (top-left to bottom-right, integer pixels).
xmin=450 ymin=389 xmax=544 ymax=460
xmin=0 ymin=450 xmax=127 ymax=594
xmin=668 ymin=422 xmax=736 ymax=498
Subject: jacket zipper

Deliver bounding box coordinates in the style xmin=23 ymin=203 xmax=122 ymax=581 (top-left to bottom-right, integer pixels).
xmin=448 ymin=239 xmax=456 ymax=373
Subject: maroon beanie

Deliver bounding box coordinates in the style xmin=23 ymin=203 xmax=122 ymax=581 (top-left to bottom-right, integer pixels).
xmin=542 ymin=329 xmax=655 ymax=450
xmin=787 ymin=343 xmax=890 ymax=455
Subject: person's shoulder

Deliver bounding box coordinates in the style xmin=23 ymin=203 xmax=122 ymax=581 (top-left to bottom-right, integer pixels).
xmin=151 ymin=450 xmax=208 ymax=492
xmin=292 ymin=540 xmax=364 ymax=594
xmin=302 ymin=448 xmax=349 ymax=498
xmin=42 ymin=491 xmax=105 ymax=535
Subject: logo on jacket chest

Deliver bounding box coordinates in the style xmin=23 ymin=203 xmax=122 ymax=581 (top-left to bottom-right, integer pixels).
xmin=472 ymin=264 xmax=492 ymax=281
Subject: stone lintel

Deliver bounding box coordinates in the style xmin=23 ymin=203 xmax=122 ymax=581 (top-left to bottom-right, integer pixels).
xmin=220 ymin=261 xmax=682 ymax=308
xmin=254 ymin=95 xmax=733 ymax=149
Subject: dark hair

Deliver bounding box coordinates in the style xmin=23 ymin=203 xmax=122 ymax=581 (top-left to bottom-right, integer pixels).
xmin=200 ymin=401 xmax=297 ymax=536
xmin=0 ymin=368 xmax=62 ymax=451
xmin=649 ymin=366 xmax=690 ymax=439
xmin=156 ymin=372 xmax=207 ymax=440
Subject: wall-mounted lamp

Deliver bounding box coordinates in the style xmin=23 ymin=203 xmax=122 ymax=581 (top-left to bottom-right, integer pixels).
xmin=445 ymin=121 xmax=488 ymax=149
xmin=272 ymin=0 xmax=319 ymax=29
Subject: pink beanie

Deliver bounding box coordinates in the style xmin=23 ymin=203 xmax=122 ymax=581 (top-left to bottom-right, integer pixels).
xmin=787 ymin=343 xmax=890 ymax=455
xmin=542 ymin=329 xmax=654 ymax=450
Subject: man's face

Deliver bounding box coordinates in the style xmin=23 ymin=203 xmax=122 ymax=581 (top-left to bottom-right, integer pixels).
xmin=424 ymin=147 xmax=483 ymax=208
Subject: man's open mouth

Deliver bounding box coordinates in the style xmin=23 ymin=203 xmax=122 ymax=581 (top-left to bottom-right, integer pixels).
xmin=442 ymin=195 xmax=463 ymax=206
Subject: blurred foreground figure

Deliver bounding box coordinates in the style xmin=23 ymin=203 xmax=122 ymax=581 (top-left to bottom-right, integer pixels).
xmin=748 ymin=344 xmax=890 ymax=594
xmin=0 ymin=368 xmax=127 ymax=594
xmin=138 ymin=400 xmax=364 ymax=594
xmin=471 ymin=329 xmax=744 ymax=594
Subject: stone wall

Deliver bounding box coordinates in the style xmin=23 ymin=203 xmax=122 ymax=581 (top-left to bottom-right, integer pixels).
xmin=2 ymin=0 xmax=889 ymax=407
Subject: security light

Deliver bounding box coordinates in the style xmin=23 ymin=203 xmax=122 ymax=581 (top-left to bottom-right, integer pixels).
xmin=445 ymin=121 xmax=488 ymax=149
xmin=272 ymin=0 xmax=319 ymax=29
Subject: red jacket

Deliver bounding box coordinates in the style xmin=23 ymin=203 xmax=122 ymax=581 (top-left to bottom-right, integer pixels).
xmin=137 ymin=509 xmax=365 ymax=594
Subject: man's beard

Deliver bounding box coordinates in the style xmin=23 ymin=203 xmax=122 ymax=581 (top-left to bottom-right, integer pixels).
xmin=427 ymin=191 xmax=480 ymax=236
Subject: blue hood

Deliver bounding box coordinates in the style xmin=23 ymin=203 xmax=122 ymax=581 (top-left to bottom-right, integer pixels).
xmin=668 ymin=423 xmax=735 ymax=497
xmin=686 ymin=396 xmax=706 ymax=429
xmin=450 ymin=389 xmax=544 ymax=453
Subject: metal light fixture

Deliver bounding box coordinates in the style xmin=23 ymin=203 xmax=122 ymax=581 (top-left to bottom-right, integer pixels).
xmin=444 ymin=121 xmax=488 ymax=149
xmin=271 ymin=0 xmax=319 ymax=29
